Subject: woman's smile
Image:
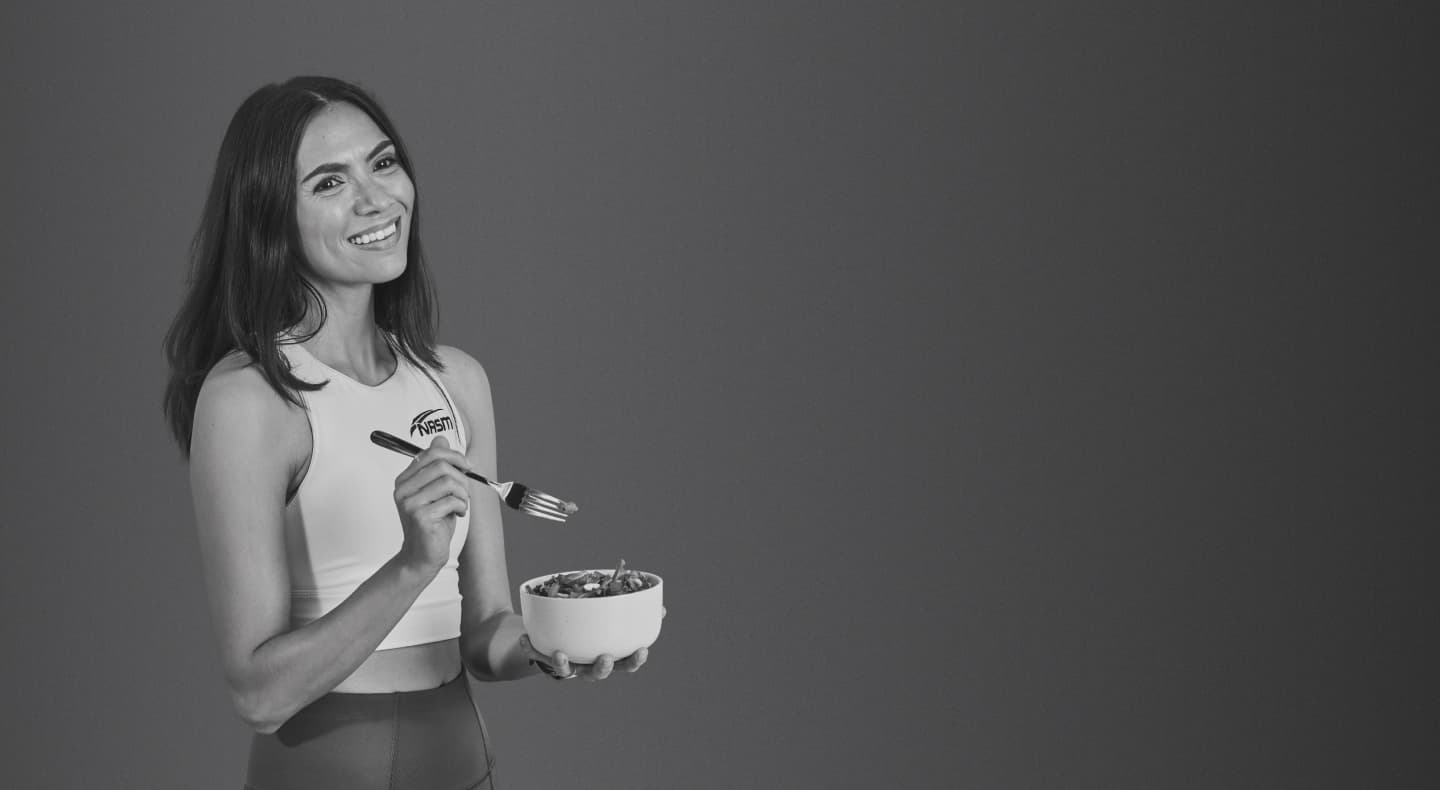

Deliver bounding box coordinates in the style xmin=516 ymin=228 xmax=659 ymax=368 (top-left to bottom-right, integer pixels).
xmin=348 ymin=216 xmax=401 ymax=249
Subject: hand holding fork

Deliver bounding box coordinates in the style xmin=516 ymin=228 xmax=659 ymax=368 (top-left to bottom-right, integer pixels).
xmin=372 ymin=430 xmax=577 ymax=522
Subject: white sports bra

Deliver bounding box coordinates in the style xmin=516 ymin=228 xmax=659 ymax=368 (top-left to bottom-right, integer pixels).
xmin=277 ymin=337 xmax=469 ymax=650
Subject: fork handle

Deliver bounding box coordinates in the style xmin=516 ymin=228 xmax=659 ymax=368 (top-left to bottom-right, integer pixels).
xmin=370 ymin=430 xmax=495 ymax=486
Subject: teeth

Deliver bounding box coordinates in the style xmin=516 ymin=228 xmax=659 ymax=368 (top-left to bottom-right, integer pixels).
xmin=349 ymin=219 xmax=398 ymax=246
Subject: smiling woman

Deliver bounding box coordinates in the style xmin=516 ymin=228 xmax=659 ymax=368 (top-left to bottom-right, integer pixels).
xmin=160 ymin=76 xmax=648 ymax=789
xmin=294 ymin=104 xmax=414 ymax=295
xmin=163 ymin=77 xmax=441 ymax=430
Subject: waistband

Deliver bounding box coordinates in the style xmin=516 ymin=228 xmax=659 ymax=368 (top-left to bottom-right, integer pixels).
xmin=291 ymin=672 xmax=469 ymax=723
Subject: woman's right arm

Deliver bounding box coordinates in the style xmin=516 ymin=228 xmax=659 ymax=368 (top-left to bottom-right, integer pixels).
xmin=189 ymin=360 xmax=453 ymax=734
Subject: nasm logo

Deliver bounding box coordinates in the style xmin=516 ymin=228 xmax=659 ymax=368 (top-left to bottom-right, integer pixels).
xmin=410 ymin=408 xmax=457 ymax=438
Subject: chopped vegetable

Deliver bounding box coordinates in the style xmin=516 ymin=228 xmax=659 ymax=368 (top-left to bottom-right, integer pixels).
xmin=528 ymin=559 xmax=655 ymax=598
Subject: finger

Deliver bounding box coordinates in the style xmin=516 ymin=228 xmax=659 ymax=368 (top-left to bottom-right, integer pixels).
xmin=394 ymin=443 xmax=472 ymax=489
xmin=419 ymin=471 xmax=472 ymax=504
xmin=402 ymin=473 xmax=471 ymax=510
xmin=421 ymin=495 xmax=469 ymax=523
xmin=622 ymin=647 xmax=648 ymax=672
xmin=396 ymin=458 xmax=471 ymax=500
xmin=551 ymin=651 xmax=572 ymax=678
xmin=420 ymin=435 xmax=474 ymax=472
xmin=395 ymin=448 xmax=464 ymax=486
xmin=587 ymin=655 xmax=615 ymax=682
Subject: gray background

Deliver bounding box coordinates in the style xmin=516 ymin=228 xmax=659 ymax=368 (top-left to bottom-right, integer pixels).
xmin=1 ymin=2 xmax=1431 ymax=788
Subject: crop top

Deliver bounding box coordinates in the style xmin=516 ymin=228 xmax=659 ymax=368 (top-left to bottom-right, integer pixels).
xmin=277 ymin=337 xmax=469 ymax=650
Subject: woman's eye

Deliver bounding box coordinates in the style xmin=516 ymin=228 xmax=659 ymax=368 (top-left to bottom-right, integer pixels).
xmin=313 ymin=176 xmax=342 ymax=193
xmin=375 ymin=155 xmax=398 ymax=171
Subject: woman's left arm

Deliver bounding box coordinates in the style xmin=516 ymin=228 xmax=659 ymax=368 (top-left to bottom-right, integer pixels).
xmin=438 ymin=346 xmax=538 ymax=682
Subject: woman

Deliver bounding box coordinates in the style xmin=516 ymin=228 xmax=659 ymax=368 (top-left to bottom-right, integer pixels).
xmin=163 ymin=76 xmax=645 ymax=789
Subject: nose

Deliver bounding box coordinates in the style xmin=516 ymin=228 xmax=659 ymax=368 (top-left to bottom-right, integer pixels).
xmin=352 ymin=174 xmax=394 ymax=215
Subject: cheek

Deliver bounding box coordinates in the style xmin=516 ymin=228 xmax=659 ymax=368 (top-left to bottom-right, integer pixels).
xmin=296 ymin=207 xmax=344 ymax=258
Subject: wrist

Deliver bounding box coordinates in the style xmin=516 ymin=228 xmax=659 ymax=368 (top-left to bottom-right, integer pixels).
xmin=390 ymin=550 xmax=442 ymax=583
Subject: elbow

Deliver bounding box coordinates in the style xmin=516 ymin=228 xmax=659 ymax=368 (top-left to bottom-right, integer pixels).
xmin=246 ymin=717 xmax=283 ymax=736
xmin=231 ymin=686 xmax=290 ymax=735
xmin=462 ymin=643 xmax=527 ymax=683
xmin=462 ymin=651 xmax=524 ymax=683
xmin=463 ymin=653 xmax=534 ymax=683
xmin=461 ymin=611 xmax=530 ymax=683
xmin=221 ymin=647 xmax=303 ymax=734
xmin=246 ymin=716 xmax=284 ymax=736
xmin=461 ymin=656 xmax=498 ymax=683
xmin=236 ymin=701 xmax=286 ymax=735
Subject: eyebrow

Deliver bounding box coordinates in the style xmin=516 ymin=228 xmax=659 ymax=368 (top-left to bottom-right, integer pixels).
xmin=300 ymin=139 xmax=396 ymax=184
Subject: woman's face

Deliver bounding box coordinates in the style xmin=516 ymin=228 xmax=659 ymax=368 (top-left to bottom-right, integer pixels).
xmin=293 ymin=102 xmax=414 ymax=292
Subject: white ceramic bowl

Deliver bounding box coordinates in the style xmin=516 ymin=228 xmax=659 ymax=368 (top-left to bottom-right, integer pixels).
xmin=519 ymin=570 xmax=664 ymax=664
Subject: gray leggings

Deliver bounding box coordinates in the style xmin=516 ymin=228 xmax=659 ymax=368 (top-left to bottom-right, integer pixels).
xmin=245 ymin=673 xmax=496 ymax=789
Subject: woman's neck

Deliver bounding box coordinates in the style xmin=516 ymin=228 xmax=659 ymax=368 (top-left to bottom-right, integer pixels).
xmin=295 ymin=288 xmax=395 ymax=385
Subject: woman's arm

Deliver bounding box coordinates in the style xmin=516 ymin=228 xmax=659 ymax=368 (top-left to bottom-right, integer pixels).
xmin=190 ymin=358 xmax=456 ymax=733
xmin=438 ymin=346 xmax=541 ymax=682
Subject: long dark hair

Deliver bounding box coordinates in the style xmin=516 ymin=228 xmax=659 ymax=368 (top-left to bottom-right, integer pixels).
xmin=163 ymin=76 xmax=442 ymax=456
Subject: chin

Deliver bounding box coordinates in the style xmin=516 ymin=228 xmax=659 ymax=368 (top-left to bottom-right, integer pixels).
xmin=373 ymin=262 xmax=408 ymax=286
xmin=363 ymin=250 xmax=409 ymax=284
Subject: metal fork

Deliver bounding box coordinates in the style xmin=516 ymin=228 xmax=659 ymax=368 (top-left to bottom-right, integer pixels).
xmin=370 ymin=430 xmax=577 ymax=522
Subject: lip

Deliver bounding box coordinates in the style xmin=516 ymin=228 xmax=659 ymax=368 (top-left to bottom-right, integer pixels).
xmin=346 ymin=216 xmax=402 ymax=248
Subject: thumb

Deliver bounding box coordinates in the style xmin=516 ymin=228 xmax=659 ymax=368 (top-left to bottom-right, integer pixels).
xmin=430 ymin=435 xmax=450 ymax=450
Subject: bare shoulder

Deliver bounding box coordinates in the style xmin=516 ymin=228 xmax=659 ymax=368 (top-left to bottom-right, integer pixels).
xmin=193 ymin=352 xmax=309 ymax=469
xmin=434 ymin=345 xmax=496 ymax=460
xmin=434 ymin=344 xmax=493 ymax=405
xmin=197 ymin=352 xmax=300 ymax=424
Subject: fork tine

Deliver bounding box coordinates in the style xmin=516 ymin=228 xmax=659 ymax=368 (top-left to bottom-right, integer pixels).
xmin=527 ymin=490 xmax=574 ymax=512
xmin=521 ymin=488 xmax=560 ymax=504
xmin=523 ymin=505 xmax=568 ymax=523
xmin=521 ymin=493 xmax=569 ymax=515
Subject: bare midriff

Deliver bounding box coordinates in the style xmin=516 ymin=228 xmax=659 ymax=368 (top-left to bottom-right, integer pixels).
xmin=332 ymin=637 xmax=463 ymax=693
